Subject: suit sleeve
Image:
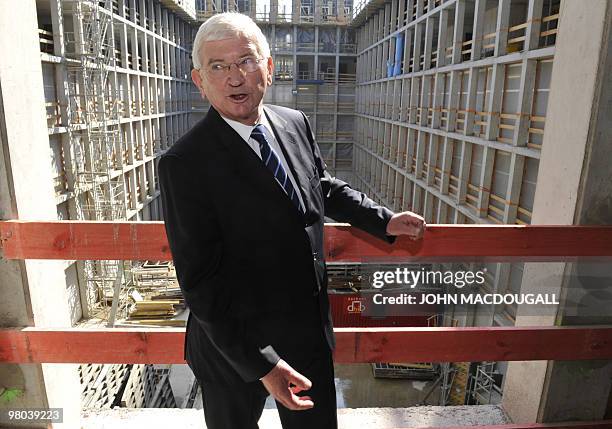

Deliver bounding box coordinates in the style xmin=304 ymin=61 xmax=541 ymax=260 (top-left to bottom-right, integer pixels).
xmin=158 ymin=153 xmax=280 ymax=383
xmin=299 ymin=111 xmax=396 ymax=244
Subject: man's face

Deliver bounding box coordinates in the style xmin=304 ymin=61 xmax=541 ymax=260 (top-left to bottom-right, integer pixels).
xmin=192 ymin=35 xmax=273 ymax=125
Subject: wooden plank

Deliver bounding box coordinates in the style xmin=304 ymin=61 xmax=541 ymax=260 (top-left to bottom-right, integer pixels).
xmin=464 ymin=68 xmax=479 ymax=135
xmin=2 ymin=221 xmax=612 ymax=262
xmin=0 ymin=220 xmax=170 ymax=261
xmin=488 ymin=204 xmax=505 ymax=215
xmin=525 ymin=0 xmax=544 ymax=50
xmin=0 ymin=327 xmax=184 ymax=364
xmin=457 ymin=140 xmax=473 ymax=203
xmin=509 ymin=22 xmax=528 ymax=32
xmin=436 ymin=8 xmax=449 ymax=67
xmin=477 ymin=146 xmax=496 ymax=217
xmin=439 ymin=136 xmax=454 ymax=194
xmin=471 ymin=0 xmax=487 ymax=61
xmin=495 ymin=0 xmax=511 ymax=56
xmin=333 ymin=326 xmax=612 ymax=363
xmin=323 ymin=224 xmax=612 ymax=262
xmin=423 ymin=17 xmax=434 ymax=70
xmin=486 ymin=63 xmax=505 ymax=140
xmin=542 ymin=13 xmax=560 ymax=23
xmin=508 ymin=36 xmax=527 ymax=44
xmin=446 ymin=70 xmax=460 ymax=132
xmin=514 ymin=59 xmax=538 ymax=146
xmin=540 ymin=28 xmax=558 ymax=37
xmin=2 ymin=326 xmax=612 ymax=364
xmin=452 ymin=0 xmax=465 ymax=64
xmin=487 ymin=214 xmax=504 ymax=224
xmin=413 ymin=21 xmax=423 ymax=72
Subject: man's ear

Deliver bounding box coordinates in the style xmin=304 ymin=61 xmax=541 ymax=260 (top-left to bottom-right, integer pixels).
xmin=266 ymin=57 xmax=274 ymax=86
xmin=191 ymin=69 xmax=207 ymax=99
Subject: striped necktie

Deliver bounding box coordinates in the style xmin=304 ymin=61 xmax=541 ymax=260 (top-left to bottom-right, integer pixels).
xmin=251 ymin=124 xmax=304 ymax=214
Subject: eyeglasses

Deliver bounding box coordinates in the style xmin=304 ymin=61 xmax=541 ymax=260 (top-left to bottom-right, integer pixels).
xmin=203 ymin=56 xmax=265 ymax=77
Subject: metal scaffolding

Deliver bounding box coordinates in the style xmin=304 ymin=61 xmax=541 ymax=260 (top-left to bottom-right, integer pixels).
xmin=467 ymin=361 xmax=503 ymax=405
xmin=63 ymin=0 xmax=130 ymax=323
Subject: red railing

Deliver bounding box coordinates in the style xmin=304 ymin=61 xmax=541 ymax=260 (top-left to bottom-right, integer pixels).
xmin=1 ymin=221 xmax=612 ymax=261
xmin=1 ymin=220 xmax=612 ymax=427
xmin=1 ymin=325 xmax=611 ymax=365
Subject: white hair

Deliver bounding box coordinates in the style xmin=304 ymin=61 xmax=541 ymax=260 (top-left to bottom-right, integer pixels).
xmin=191 ymin=12 xmax=271 ymax=70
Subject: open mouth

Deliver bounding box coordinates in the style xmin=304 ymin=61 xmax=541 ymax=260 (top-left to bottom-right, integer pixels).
xmin=229 ymin=94 xmax=248 ymax=102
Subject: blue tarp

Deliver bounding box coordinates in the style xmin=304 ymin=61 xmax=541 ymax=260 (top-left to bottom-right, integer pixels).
xmin=394 ymin=34 xmax=404 ymax=76
xmin=386 ymin=34 xmax=405 ymax=77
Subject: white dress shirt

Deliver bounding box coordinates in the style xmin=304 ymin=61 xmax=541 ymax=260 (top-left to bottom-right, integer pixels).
xmin=219 ymin=111 xmax=306 ymax=212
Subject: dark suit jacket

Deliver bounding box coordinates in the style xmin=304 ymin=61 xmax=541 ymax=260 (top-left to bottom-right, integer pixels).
xmin=158 ymin=104 xmax=395 ymax=385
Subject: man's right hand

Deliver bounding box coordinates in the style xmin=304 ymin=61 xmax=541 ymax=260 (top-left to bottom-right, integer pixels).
xmin=260 ymin=359 xmax=314 ymax=410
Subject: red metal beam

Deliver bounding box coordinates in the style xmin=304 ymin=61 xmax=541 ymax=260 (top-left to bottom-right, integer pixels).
xmin=331 ymin=326 xmax=612 ymax=363
xmin=2 ymin=220 xmax=612 ymax=261
xmin=325 ymin=224 xmax=612 ymax=262
xmin=0 ymin=220 xmax=171 ymax=261
xmin=0 ymin=327 xmax=185 ymax=364
xmin=1 ymin=326 xmax=611 ymax=364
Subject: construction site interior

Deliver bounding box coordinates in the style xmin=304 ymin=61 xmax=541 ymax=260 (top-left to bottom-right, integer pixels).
xmin=1 ymin=0 xmax=611 ymax=427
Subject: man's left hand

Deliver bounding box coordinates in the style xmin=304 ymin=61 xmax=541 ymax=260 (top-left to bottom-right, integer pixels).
xmin=386 ymin=211 xmax=426 ymax=240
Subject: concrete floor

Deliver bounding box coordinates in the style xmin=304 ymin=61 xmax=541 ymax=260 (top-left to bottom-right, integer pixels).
xmin=181 ymin=362 xmax=442 ymax=412
xmin=190 ymin=362 xmax=442 ymax=410
xmin=334 ymin=364 xmax=441 ymax=408
xmin=260 ymin=363 xmax=441 ymax=409
xmin=166 ymin=364 xmax=196 ymax=407
xmin=82 ymin=404 xmax=511 ymax=428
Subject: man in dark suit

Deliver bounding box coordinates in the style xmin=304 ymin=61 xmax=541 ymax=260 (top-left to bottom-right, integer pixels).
xmin=158 ymin=12 xmax=425 ymax=429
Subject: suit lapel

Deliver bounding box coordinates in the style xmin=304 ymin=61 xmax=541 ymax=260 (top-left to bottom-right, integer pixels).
xmin=208 ymin=106 xmax=308 ymax=218
xmin=263 ymin=105 xmax=313 ymax=215
xmin=208 ymin=107 xmax=272 ymax=188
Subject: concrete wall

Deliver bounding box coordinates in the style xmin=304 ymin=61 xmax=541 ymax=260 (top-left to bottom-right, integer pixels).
xmin=0 ymin=2 xmax=81 ymax=427
xmin=502 ymin=0 xmax=612 ymax=422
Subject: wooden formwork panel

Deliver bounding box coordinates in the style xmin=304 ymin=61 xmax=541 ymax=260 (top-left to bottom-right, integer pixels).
xmin=120 ymin=364 xmax=149 ymax=408
xmin=119 ymin=364 xmax=176 ymax=408
xmin=149 ymin=369 xmax=177 ymax=408
xmin=81 ymin=363 xmax=131 ymax=408
xmin=79 ymin=363 xmax=104 ymax=387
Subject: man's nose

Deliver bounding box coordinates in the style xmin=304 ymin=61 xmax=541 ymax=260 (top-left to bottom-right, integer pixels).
xmin=227 ymin=63 xmax=246 ymax=85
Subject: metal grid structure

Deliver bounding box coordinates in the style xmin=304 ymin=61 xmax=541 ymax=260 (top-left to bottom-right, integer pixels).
xmin=351 ymin=0 xmax=559 ymax=324
xmin=32 ymin=0 xmax=195 ymax=411
xmin=466 ymin=361 xmax=504 ymax=405
xmin=63 ymin=0 xmax=130 ymax=322
xmin=40 ymin=0 xmax=195 ymax=322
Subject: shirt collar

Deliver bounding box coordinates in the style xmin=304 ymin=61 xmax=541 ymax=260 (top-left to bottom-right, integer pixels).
xmin=219 ymin=109 xmax=273 ymax=144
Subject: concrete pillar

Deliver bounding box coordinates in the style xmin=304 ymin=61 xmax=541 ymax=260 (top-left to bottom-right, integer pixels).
xmin=502 ymin=0 xmax=612 ymax=423
xmin=270 ymin=0 xmax=278 ymax=22
xmin=0 ymin=1 xmax=81 ymax=428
